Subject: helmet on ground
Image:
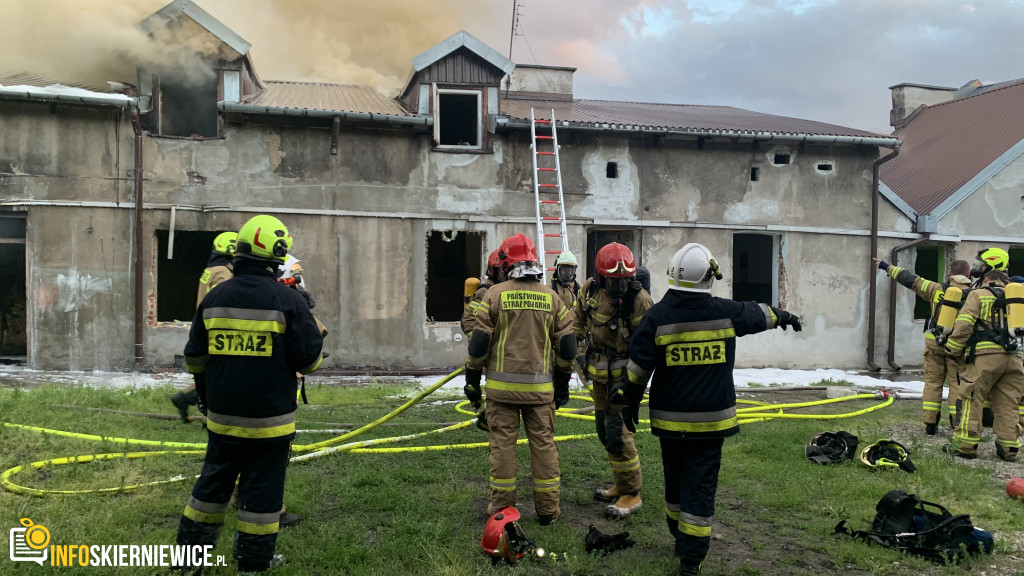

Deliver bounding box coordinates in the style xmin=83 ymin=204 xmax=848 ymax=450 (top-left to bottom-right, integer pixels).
xmin=212 ymin=232 xmax=237 ymax=256
xmin=499 ymin=234 xmax=542 ymax=278
xmin=805 ymin=431 xmax=859 ymax=465
xmin=972 ymin=247 xmax=1009 ymax=277
xmin=667 ymin=243 xmax=722 ymax=292
xmin=858 ymin=439 xmax=915 ymax=473
xmin=236 ymin=215 xmax=292 ymax=262
xmin=554 ymin=251 xmax=578 ymax=284
xmin=481 ymin=506 xmax=536 ymax=564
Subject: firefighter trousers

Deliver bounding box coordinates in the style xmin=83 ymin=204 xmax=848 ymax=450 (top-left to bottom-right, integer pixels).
xmin=176 ymin=435 xmax=291 ymax=571
xmin=486 ymin=399 xmax=561 ymax=516
xmin=954 ymin=352 xmax=1024 ymax=457
xmin=660 ymin=437 xmax=724 ymax=566
xmin=921 ymin=342 xmax=959 ymax=425
xmin=591 ymin=379 xmax=642 ymax=495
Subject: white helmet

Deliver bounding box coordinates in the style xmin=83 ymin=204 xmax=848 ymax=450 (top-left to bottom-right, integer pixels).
xmin=667 ymin=243 xmax=722 ymax=292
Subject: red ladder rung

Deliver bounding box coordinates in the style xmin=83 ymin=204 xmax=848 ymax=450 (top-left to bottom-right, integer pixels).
xmin=540 ymin=200 xmax=560 ymax=204
xmin=545 ymin=250 xmax=562 ymax=254
xmin=544 ymin=233 xmax=562 ymax=237
xmin=539 ymin=183 xmax=558 ymax=187
xmin=535 ymin=119 xmax=551 ymax=124
xmin=536 ymin=135 xmax=553 ymax=139
xmin=542 ymin=217 xmax=561 ymax=221
xmin=537 ymin=151 xmax=555 ymax=155
xmin=538 ymin=167 xmax=556 ymax=171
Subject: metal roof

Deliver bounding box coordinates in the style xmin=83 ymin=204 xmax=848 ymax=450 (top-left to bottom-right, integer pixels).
xmin=0 ymin=73 xmax=107 ymax=93
xmin=500 ymin=97 xmax=897 ymax=144
xmin=880 ymin=78 xmax=1024 ymax=218
xmin=411 ymin=30 xmax=515 ymax=75
xmin=139 ymin=0 xmax=251 ymax=57
xmin=234 ymin=81 xmax=420 ymax=117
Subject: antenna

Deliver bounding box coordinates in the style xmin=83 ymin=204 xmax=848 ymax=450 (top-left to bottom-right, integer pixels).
xmin=508 ymin=0 xmax=522 ymax=60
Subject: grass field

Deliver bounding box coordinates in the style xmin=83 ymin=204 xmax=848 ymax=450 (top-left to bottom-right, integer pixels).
xmin=1 ymin=379 xmax=1023 ymax=576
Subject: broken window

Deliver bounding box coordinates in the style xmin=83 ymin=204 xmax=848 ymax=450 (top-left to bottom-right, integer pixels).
xmin=732 ymin=233 xmax=777 ymax=303
xmin=153 ymin=68 xmax=220 ymax=138
xmin=155 ymin=230 xmax=220 ymax=323
xmin=0 ymin=215 xmax=26 ymax=359
xmin=434 ymin=89 xmax=482 ymax=148
xmin=913 ymin=246 xmax=944 ymax=320
xmin=426 ymin=230 xmax=484 ymax=322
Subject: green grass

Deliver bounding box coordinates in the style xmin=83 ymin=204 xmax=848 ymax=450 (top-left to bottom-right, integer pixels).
xmin=1 ymin=381 xmax=1022 ymax=575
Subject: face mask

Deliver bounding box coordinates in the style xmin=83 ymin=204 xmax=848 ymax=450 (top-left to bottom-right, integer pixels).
xmin=606 ymin=276 xmax=632 ymax=296
xmin=970 ymin=264 xmax=987 ymax=279
xmin=556 ymin=266 xmax=575 ymax=284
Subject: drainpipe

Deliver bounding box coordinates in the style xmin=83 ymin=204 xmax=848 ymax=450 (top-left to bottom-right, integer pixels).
xmin=867 ymin=147 xmax=900 ymax=371
xmin=886 ymin=236 xmax=930 ymax=371
xmin=130 ymin=108 xmax=144 ymax=371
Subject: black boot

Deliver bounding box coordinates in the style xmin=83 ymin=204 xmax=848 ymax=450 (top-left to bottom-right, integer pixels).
xmin=170 ymin=390 xmax=199 ymax=422
xmin=924 ymin=422 xmax=938 ymax=435
xmin=279 ymin=512 xmax=302 ymax=527
xmin=996 ymin=444 xmax=1019 ymax=462
xmin=679 ymin=560 xmax=702 ymax=575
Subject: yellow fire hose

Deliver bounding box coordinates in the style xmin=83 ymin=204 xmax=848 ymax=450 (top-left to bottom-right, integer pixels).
xmin=0 ymin=370 xmax=894 ymax=496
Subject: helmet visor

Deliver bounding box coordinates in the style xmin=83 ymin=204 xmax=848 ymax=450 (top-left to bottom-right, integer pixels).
xmin=556 ymin=265 xmax=575 ymax=284
xmin=606 ymin=276 xmax=632 ymax=296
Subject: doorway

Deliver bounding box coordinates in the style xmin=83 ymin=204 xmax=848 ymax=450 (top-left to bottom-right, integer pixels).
xmin=586 ymin=229 xmax=639 ymax=282
xmin=0 ymin=214 xmax=27 ymax=363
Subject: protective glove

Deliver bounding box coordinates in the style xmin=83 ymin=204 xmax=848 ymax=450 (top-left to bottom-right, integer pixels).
xmin=771 ymin=306 xmax=802 ymax=332
xmin=464 ymin=367 xmax=483 ymax=407
xmin=193 ymin=373 xmax=208 ymax=416
xmin=621 ymin=403 xmax=639 ymax=433
xmin=296 ymin=285 xmax=316 ymax=310
xmin=553 ymin=370 xmax=571 ymax=409
xmin=876 ymin=260 xmax=890 ymax=271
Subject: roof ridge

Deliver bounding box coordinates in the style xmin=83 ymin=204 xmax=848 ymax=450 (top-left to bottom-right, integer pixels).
xmin=265 ymin=79 xmax=373 ymax=89
xmin=922 ymin=77 xmax=1024 ymax=111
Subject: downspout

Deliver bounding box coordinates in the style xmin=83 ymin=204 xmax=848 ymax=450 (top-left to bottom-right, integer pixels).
xmin=886 ymin=236 xmax=931 ymax=371
xmin=130 ymin=108 xmax=144 ymax=371
xmin=867 ymin=147 xmax=900 ymax=371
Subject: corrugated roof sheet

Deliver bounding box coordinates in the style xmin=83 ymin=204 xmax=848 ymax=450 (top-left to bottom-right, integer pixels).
xmin=241 ymin=81 xmax=418 ymax=116
xmin=500 ymin=97 xmax=886 ymax=138
xmin=880 ymin=78 xmax=1024 ymax=216
xmin=0 ymin=73 xmax=107 ymax=93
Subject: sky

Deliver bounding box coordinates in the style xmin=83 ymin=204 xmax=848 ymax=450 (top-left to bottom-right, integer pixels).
xmin=3 ymin=0 xmax=1024 ymax=134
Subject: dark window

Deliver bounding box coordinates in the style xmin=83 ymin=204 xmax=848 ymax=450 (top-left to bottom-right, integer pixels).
xmin=426 ymin=230 xmax=483 ymax=322
xmin=586 ymin=229 xmax=638 ymax=280
xmin=733 ymin=234 xmax=774 ymax=303
xmin=157 ymin=68 xmax=219 ymax=138
xmin=913 ymin=246 xmax=943 ymax=320
xmin=0 ymin=215 xmax=26 ymax=359
xmin=817 ymin=163 xmax=834 ymax=172
xmin=438 ymin=92 xmax=480 ymax=147
xmin=1009 ymin=248 xmax=1024 ymax=278
xmin=156 ymin=230 xmax=220 ymax=323
xmin=606 ymin=162 xmax=618 ymax=178
xmin=750 ymin=167 xmax=760 ymax=181
xmin=773 ymin=154 xmax=791 ymax=165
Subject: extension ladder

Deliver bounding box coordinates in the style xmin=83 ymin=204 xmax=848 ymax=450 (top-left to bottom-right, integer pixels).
xmin=530 ymin=108 xmax=568 ymax=285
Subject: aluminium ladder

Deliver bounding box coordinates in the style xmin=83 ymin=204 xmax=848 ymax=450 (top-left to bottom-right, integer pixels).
xmin=530 ymin=108 xmax=569 ymax=285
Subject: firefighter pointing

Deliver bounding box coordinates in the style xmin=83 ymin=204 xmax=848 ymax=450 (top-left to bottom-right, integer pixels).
xmin=463 ymin=233 xmax=577 ymax=525
xmin=622 ymin=243 xmax=802 ymax=575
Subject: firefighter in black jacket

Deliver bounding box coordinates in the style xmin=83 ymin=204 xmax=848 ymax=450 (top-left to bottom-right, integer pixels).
xmin=621 ymin=243 xmax=802 ymax=576
xmin=178 ymin=215 xmax=324 ymax=573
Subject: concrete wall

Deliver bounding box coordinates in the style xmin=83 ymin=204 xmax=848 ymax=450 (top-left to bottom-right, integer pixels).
xmin=3 ymin=98 xmax=905 ymax=371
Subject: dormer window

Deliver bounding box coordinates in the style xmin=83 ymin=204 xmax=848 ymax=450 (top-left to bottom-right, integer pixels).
xmin=434 ymin=88 xmax=482 ymax=149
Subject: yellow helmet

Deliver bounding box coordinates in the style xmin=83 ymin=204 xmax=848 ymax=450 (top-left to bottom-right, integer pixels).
xmin=212 ymin=232 xmax=237 ymax=256
xmin=236 ymin=215 xmax=292 ymax=262
xmin=975 ymin=247 xmax=1009 ymax=273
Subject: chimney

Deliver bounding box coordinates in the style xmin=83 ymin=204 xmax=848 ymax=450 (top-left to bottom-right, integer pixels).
xmin=889 ymin=82 xmax=956 ymax=127
xmin=505 ymin=64 xmax=575 ymax=99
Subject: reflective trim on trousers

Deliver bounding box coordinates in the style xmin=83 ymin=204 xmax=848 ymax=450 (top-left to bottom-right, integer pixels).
xmin=610 ymin=454 xmax=640 ymax=472
xmin=183 ymin=497 xmax=228 ymax=525
xmin=533 ymin=476 xmax=560 ymax=493
xmin=489 ymin=476 xmax=517 ymax=492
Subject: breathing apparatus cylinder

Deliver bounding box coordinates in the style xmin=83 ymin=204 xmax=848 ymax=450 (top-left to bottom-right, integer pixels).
xmin=1005 ymin=282 xmax=1024 ymax=336
xmin=464 ymin=277 xmax=481 ymax=304
xmin=934 ymin=286 xmax=963 ymax=342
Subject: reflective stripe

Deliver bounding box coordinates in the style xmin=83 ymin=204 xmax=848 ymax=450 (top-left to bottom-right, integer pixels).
xmin=469 ymin=301 xmax=488 ymax=313
xmin=922 ymin=401 xmax=940 ymax=412
xmin=184 ymin=505 xmax=225 ymax=524
xmin=651 ymin=407 xmax=736 ymax=423
xmin=995 ymin=437 xmax=1022 ymax=449
xmin=924 ymin=331 xmax=937 ymax=341
xmin=204 ymin=307 xmax=287 ymax=325
xmin=187 ymin=496 xmax=229 ymax=515
xmin=206 ymin=410 xmax=296 ymax=439
xmin=238 ymin=510 xmax=282 ymax=525
xmin=609 ymin=455 xmax=640 ymax=472
xmin=758 ymin=303 xmax=775 ymax=327
xmin=490 ymin=476 xmax=516 ymax=492
xmin=656 ymin=319 xmax=733 ymax=337
xmin=236 ymin=521 xmax=279 ymax=535
xmin=680 ymin=511 xmax=712 ymax=527
xmin=655 ymin=328 xmax=736 ymax=345
xmin=486 ymin=380 xmax=554 ymax=393
xmin=626 ymin=359 xmax=651 ymax=383
xmin=558 ymin=306 xmax=572 ymax=321
xmin=955 ymin=314 xmax=977 ymax=325
xmin=533 ymin=476 xmax=560 ymax=493
xmin=1019 ymin=406 xmax=1024 ymax=415
xmin=679 ymin=521 xmax=712 ymax=538
xmin=185 ymin=354 xmax=208 ymax=374
xmin=488 ymin=371 xmax=551 ymax=384
xmin=299 ymin=354 xmax=323 ymax=374
xmin=888 ymin=266 xmax=903 ymax=280
xmin=652 ymin=417 xmax=738 ymax=433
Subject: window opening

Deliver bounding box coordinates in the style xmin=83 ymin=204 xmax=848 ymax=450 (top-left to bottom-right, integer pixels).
xmin=156 ymin=68 xmax=219 ymax=138
xmin=437 ymin=91 xmax=481 ymax=148
xmin=606 ymin=162 xmax=618 ymax=178
xmin=1009 ymin=248 xmax=1024 ymax=279
xmin=156 ymin=230 xmax=220 ymax=323
xmin=750 ymin=167 xmax=760 ymax=181
xmin=0 ymin=215 xmax=27 ymax=360
xmin=913 ymin=246 xmax=944 ymax=320
xmin=816 ymin=162 xmax=834 ymax=173
xmin=426 ymin=230 xmax=483 ymax=322
xmin=732 ymin=233 xmax=776 ymax=303
xmin=772 ymin=154 xmax=791 ymax=165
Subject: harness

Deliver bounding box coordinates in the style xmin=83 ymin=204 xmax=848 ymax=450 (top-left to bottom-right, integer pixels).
xmin=964 ymin=286 xmax=1019 ymax=363
xmin=583 ymin=279 xmax=643 ymax=388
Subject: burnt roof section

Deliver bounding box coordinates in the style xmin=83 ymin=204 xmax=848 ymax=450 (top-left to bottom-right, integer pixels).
xmin=500 ymin=97 xmax=894 ymax=141
xmin=140 ymin=0 xmax=250 ymax=57
xmin=880 ymin=77 xmax=1024 ymax=218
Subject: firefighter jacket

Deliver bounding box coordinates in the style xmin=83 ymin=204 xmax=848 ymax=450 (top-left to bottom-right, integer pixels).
xmin=946 ymin=280 xmax=1021 ymax=360
xmin=184 ymin=258 xmax=324 ymax=444
xmin=625 ymin=290 xmax=780 ymax=439
xmin=885 ymin=265 xmax=972 ymax=349
xmin=461 ymin=281 xmax=493 ymax=335
xmin=467 ymin=278 xmax=574 ymax=404
xmin=573 ymin=277 xmax=654 ymax=383
xmin=196 ymin=252 xmax=234 ymax=309
xmin=551 ymin=277 xmax=580 ymax=309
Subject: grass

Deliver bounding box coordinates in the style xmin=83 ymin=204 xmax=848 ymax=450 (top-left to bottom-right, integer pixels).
xmin=0 ymin=380 xmax=1022 ymax=575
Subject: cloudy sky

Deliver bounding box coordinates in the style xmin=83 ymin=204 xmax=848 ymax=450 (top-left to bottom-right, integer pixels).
xmin=4 ymin=0 xmax=1024 ymax=134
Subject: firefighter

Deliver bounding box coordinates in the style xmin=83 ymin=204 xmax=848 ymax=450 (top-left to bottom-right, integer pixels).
xmin=874 ymin=258 xmax=972 ymax=433
xmin=622 ymin=243 xmax=802 ymax=575
xmin=574 ymin=242 xmax=653 ymax=518
xmin=461 ymin=250 xmax=505 ymax=335
xmin=464 ymin=233 xmax=576 ymax=525
xmin=551 ymin=251 xmax=580 ymax=308
xmin=178 ymin=215 xmax=324 ymax=573
xmin=944 ymin=266 xmax=1023 ymax=462
xmin=170 ymin=232 xmax=237 ymax=423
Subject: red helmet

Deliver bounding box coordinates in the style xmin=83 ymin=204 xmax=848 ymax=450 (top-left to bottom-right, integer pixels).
xmin=487 ymin=249 xmax=503 ymax=280
xmin=595 ymin=243 xmax=636 ymax=278
xmin=481 ymin=506 xmax=535 ymax=564
xmin=499 ymin=234 xmax=538 ymax=269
